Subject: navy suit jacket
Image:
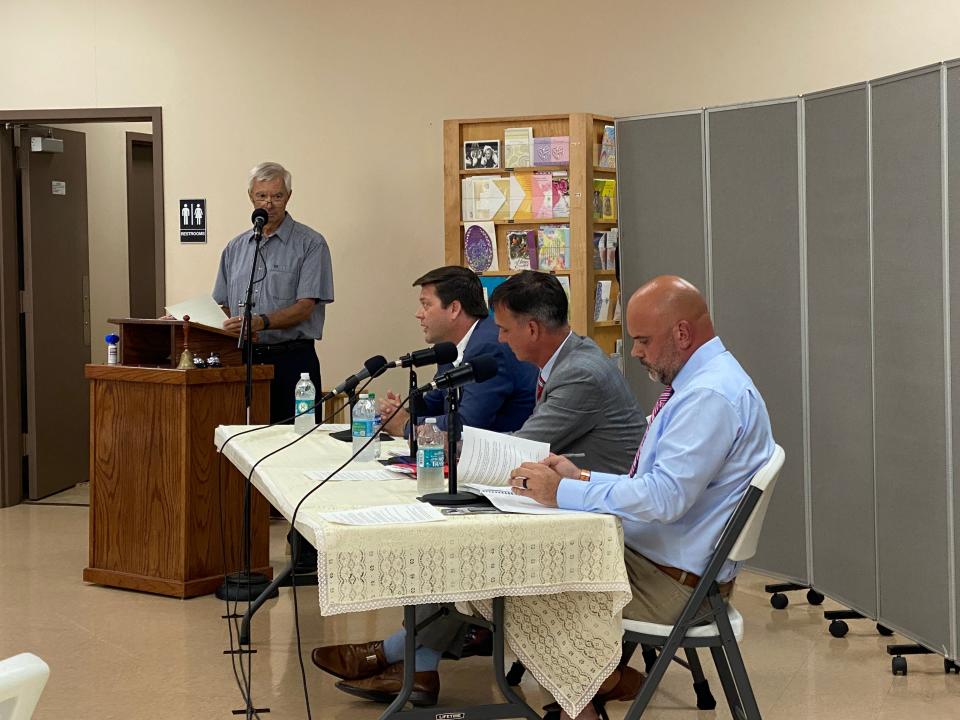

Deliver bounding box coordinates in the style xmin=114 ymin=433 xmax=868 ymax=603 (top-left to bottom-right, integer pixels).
xmin=415 ymin=315 xmax=538 ymax=433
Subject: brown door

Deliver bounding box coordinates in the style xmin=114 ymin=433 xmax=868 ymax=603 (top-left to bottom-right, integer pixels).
xmin=126 ymin=132 xmax=157 ymax=317
xmin=19 ymin=126 xmax=90 ymax=498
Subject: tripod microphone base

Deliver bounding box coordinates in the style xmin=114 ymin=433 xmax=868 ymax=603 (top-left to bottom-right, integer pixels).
xmin=421 ymin=490 xmax=483 ymax=506
xmin=216 ymin=571 xmax=278 ymax=602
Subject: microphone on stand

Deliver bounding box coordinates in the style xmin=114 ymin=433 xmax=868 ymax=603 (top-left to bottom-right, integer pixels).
xmin=251 ymin=208 xmax=268 ymax=234
xmin=417 ymin=355 xmax=498 ymax=393
xmin=389 ymin=342 xmax=458 ymax=369
xmin=327 ymin=355 xmax=389 ymax=398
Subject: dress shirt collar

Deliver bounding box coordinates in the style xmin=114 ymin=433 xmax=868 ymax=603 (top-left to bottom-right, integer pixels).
xmin=671 ymin=336 xmax=727 ymax=391
xmin=540 ymin=331 xmax=574 ymax=383
xmin=247 ymin=212 xmax=294 ymax=243
xmin=454 ymin=319 xmax=480 ymax=366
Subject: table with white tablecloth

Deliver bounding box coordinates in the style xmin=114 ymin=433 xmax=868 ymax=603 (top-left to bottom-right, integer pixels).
xmin=215 ymin=424 xmax=630 ymax=717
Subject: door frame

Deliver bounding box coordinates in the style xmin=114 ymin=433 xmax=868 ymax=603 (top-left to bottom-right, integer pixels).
xmin=125 ymin=131 xmax=157 ymax=319
xmin=0 ymin=107 xmax=164 ymax=507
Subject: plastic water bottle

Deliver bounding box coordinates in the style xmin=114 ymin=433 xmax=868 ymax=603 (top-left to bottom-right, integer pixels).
xmin=294 ymin=373 xmax=316 ymax=435
xmin=352 ymin=393 xmax=380 ymax=461
xmin=105 ymin=334 xmax=120 ymax=365
xmin=416 ymin=418 xmax=445 ymax=494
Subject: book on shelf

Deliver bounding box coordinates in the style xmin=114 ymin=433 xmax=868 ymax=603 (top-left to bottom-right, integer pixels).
xmin=594 ymin=280 xmax=612 ymax=321
xmin=479 ymin=274 xmax=508 ymax=308
xmin=550 ymin=136 xmax=569 ymax=165
xmin=604 ymin=228 xmax=618 ymax=270
xmin=612 ymin=294 xmax=621 ymax=322
xmin=552 ymin=173 xmax=570 ymax=218
xmin=598 ymin=125 xmax=616 ymax=168
xmin=504 ymin=127 xmax=533 ymax=168
xmin=464 ymin=222 xmax=499 ymax=273
xmin=592 ymin=231 xmax=606 ymax=269
xmin=556 ymin=275 xmax=571 ymax=304
xmin=507 ymin=230 xmax=538 ymax=271
xmin=537 ymin=225 xmax=570 ymax=272
xmin=532 ymin=173 xmax=553 ymax=219
xmin=592 ymin=179 xmax=617 ymax=222
xmin=533 ymin=137 xmax=552 ymax=166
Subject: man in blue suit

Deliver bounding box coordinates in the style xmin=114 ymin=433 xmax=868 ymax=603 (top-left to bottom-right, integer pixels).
xmin=378 ymin=266 xmax=537 ymax=437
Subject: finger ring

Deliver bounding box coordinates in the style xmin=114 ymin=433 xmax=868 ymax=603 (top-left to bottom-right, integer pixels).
xmin=521 ymin=478 xmax=528 ymax=489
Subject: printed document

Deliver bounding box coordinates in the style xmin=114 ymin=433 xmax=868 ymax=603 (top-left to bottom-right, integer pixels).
xmin=165 ymin=294 xmax=228 ymax=330
xmin=464 ymin=483 xmax=582 ymax=515
xmin=457 ymin=426 xmax=550 ymax=486
xmin=305 ymin=468 xmax=407 ymax=483
xmin=319 ymin=502 xmax=446 ymax=526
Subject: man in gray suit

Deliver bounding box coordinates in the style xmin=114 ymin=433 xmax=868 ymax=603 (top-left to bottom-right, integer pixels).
xmin=311 ymin=271 xmax=646 ymax=707
xmin=492 ymin=270 xmax=646 ymax=474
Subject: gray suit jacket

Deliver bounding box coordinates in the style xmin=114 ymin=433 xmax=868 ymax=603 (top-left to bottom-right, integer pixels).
xmin=514 ymin=334 xmax=646 ymax=474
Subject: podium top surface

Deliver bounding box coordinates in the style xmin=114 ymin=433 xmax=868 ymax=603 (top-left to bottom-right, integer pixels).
xmin=109 ymin=317 xmax=235 ymax=338
xmin=85 ymin=364 xmax=274 ymax=384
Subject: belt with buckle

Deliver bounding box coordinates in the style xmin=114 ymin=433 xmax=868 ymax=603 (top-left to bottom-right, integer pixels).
xmin=253 ymin=339 xmax=314 ymax=356
xmin=649 ymin=558 xmax=734 ymax=594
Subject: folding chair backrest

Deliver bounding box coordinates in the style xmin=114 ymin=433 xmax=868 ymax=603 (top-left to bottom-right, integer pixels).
xmin=728 ymin=445 xmax=785 ymax=562
xmin=0 ymin=653 xmax=50 ymax=720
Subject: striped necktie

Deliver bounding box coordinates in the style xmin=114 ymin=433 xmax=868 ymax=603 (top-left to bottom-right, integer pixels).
xmin=629 ymin=385 xmax=674 ymax=477
xmin=536 ymin=373 xmax=545 ymax=402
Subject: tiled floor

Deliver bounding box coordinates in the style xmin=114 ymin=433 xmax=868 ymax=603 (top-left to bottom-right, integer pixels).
xmin=1 ymin=501 xmax=958 ymax=719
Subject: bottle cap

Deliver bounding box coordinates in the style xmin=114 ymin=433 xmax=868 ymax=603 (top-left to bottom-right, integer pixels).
xmin=300 ymin=372 xmax=310 ymax=379
xmin=425 ymin=417 xmax=437 ymax=424
xmin=367 ymin=392 xmax=375 ymax=399
xmin=105 ymin=334 xmax=120 ymax=344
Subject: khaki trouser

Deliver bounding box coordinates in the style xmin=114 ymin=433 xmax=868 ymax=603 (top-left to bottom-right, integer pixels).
xmin=622 ymin=544 xmax=733 ymax=625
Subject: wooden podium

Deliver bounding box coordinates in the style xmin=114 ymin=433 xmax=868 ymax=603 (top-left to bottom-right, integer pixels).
xmin=83 ymin=319 xmax=274 ymax=598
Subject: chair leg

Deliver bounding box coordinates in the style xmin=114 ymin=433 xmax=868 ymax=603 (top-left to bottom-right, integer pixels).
xmin=684 ymin=648 xmax=717 ymax=710
xmin=621 ymin=639 xmax=639 ymax=667
xmin=710 ymin=645 xmax=744 ymax=718
xmin=621 ymin=645 xmax=673 ymax=720
xmin=722 ymin=638 xmax=761 ymax=720
xmin=640 ymin=644 xmax=658 ymax=673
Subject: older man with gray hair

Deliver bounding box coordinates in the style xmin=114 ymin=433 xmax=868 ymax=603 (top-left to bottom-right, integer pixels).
xmin=214 ymin=161 xmax=334 ymax=425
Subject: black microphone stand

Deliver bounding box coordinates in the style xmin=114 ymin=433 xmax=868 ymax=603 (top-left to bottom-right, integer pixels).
xmin=216 ymin=224 xmax=273 ymax=602
xmin=408 ymin=366 xmax=419 ymax=457
xmin=421 ymin=387 xmax=481 ymax=506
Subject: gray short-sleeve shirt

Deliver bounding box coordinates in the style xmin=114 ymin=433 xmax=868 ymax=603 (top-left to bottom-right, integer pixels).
xmin=213 ymin=213 xmax=334 ymax=343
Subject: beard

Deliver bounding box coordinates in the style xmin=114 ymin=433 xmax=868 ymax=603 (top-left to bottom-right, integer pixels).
xmin=643 ymin=341 xmax=682 ymax=385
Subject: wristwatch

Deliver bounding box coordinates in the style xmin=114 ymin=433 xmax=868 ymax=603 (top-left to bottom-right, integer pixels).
xmin=578 ymin=469 xmax=591 ymax=482
xmin=259 ymin=313 xmax=271 ymax=330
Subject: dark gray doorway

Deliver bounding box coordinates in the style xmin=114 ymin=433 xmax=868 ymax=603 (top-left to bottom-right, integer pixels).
xmin=126 ymin=132 xmax=157 ymax=318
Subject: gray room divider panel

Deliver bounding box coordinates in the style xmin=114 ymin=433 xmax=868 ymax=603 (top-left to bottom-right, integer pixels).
xmin=707 ymin=101 xmax=807 ymax=582
xmin=803 ymin=86 xmax=877 ymax=616
xmin=872 ymin=67 xmax=951 ymax=650
xmin=616 ymin=112 xmax=706 ymax=410
xmin=947 ymin=61 xmax=960 ymax=661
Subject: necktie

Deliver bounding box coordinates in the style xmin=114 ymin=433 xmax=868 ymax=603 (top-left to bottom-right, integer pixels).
xmin=536 ymin=374 xmax=545 ymax=402
xmin=629 ymin=385 xmax=674 ymax=477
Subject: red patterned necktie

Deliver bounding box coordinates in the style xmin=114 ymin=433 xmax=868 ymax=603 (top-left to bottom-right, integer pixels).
xmin=629 ymin=385 xmax=674 ymax=477
xmin=536 ymin=373 xmax=545 ymax=402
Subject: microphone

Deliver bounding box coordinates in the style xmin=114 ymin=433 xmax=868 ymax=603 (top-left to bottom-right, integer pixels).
xmin=251 ymin=208 xmax=269 ymax=232
xmin=417 ymin=355 xmax=497 ymax=393
xmin=391 ymin=342 xmax=458 ymax=369
xmin=329 ymin=355 xmax=389 ymax=396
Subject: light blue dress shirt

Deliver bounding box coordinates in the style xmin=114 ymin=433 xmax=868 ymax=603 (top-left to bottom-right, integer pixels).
xmin=556 ymin=337 xmax=774 ymax=582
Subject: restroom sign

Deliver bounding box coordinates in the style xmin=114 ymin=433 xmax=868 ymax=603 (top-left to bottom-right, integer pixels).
xmin=179 ymin=199 xmax=206 ymax=243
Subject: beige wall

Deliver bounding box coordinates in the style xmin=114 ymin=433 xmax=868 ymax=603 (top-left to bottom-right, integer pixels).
xmin=3 ymin=0 xmax=960 ymax=385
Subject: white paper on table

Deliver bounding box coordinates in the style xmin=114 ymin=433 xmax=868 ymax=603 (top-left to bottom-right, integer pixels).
xmin=305 ymin=468 xmax=407 ymax=483
xmin=456 ymin=426 xmax=550 ymax=486
xmin=319 ymin=502 xmax=446 ymax=526
xmin=165 ymin=294 xmax=228 ymax=330
xmin=321 ymin=424 xmax=350 ymax=433
xmin=463 ymin=483 xmax=582 ymax=515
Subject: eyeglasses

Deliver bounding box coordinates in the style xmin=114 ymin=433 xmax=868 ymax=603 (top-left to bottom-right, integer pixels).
xmin=252 ymin=192 xmax=287 ymax=203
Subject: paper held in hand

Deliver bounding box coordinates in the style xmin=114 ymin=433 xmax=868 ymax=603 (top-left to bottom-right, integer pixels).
xmin=165 ymin=294 xmax=229 ymax=330
xmin=456 ymin=426 xmax=550 ymax=486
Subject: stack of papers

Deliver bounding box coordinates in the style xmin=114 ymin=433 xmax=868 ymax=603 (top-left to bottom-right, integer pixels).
xmin=463 ymin=484 xmax=582 ymax=515
xmin=319 ymin=503 xmax=446 ymax=526
xmin=304 ymin=468 xmax=407 ymax=482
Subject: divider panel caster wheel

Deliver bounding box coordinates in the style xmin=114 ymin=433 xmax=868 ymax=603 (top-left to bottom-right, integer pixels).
xmin=877 ymin=624 xmax=894 ymax=637
xmin=770 ymin=593 xmax=789 ymax=610
xmin=945 ymin=659 xmax=960 ymax=674
xmin=806 ymin=590 xmax=825 ymax=605
xmin=892 ymin=656 xmax=907 ymax=676
xmin=829 ymin=620 xmax=849 ymax=638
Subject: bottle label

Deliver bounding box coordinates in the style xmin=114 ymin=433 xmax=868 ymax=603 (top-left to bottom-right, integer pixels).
xmin=296 ymin=399 xmax=315 ymax=416
xmin=352 ymin=419 xmax=375 ymax=438
xmin=417 ymin=447 xmax=444 ymax=469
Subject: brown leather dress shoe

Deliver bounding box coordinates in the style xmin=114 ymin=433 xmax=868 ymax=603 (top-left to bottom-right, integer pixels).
xmin=311 ymin=641 xmax=388 ymax=681
xmin=335 ymin=663 xmax=439 ymax=707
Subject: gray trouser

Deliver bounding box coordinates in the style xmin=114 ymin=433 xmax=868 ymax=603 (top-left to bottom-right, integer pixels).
xmin=407 ymin=603 xmax=471 ymax=657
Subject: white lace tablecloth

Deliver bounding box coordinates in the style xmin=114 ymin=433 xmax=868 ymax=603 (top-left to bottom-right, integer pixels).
xmin=215 ymin=425 xmax=630 ymax=717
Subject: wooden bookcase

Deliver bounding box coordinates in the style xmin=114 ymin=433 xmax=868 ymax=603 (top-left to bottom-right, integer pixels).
xmin=443 ymin=113 xmax=621 ymax=353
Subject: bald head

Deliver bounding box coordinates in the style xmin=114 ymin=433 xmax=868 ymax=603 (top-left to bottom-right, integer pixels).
xmin=626 ymin=276 xmax=715 ymax=385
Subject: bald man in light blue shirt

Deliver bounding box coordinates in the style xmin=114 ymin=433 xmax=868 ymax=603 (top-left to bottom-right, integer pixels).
xmin=512 ymin=276 xmax=774 ymax=626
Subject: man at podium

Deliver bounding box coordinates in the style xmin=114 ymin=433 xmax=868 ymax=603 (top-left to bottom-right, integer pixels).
xmin=213 ymin=161 xmax=334 ymax=423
